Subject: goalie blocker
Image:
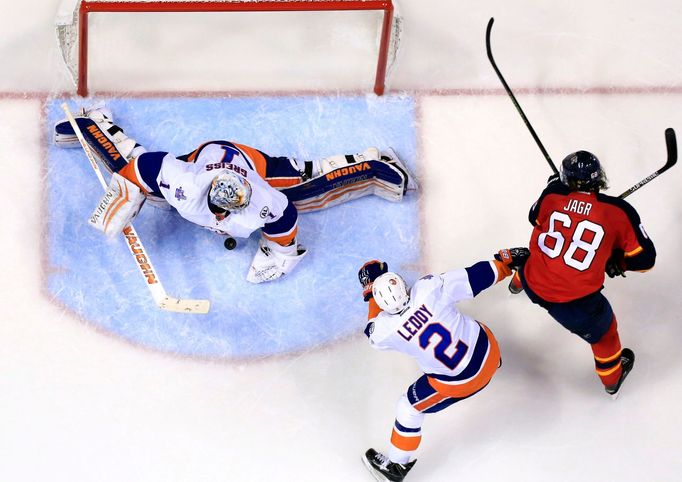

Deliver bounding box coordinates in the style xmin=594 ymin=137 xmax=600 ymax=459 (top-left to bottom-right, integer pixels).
xmin=89 ymin=172 xmax=146 ymax=236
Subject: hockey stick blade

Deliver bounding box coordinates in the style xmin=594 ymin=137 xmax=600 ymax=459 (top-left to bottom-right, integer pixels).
xmin=619 ymin=128 xmax=677 ymax=198
xmin=486 ymin=17 xmax=558 ymax=174
xmin=159 ymin=296 xmax=211 ymax=314
xmin=665 ymin=127 xmax=678 ymax=167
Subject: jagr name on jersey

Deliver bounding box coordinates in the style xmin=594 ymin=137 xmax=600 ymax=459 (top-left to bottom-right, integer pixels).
xmin=563 ymin=199 xmax=592 ymax=216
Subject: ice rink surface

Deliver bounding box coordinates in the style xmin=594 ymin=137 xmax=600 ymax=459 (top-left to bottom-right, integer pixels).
xmin=46 ymin=96 xmax=419 ymax=358
xmin=1 ymin=1 xmax=682 ymax=481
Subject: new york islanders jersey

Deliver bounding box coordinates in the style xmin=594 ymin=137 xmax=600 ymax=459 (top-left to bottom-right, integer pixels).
xmin=122 ymin=141 xmax=291 ymax=238
xmin=523 ymin=179 xmax=656 ymax=303
xmin=365 ymin=262 xmax=503 ymax=378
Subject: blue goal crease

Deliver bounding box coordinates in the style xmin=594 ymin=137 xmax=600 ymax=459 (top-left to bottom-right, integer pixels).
xmin=45 ymin=95 xmax=419 ymax=359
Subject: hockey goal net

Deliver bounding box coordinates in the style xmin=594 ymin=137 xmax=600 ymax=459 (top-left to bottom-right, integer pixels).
xmin=55 ymin=0 xmax=401 ymax=96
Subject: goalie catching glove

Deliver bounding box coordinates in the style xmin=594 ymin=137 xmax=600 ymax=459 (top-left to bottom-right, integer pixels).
xmin=358 ymin=260 xmax=389 ymax=301
xmin=246 ymin=236 xmax=307 ymax=284
xmin=88 ymin=172 xmax=146 ymax=236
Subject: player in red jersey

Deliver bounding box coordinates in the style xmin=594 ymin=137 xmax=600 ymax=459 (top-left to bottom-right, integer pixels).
xmin=511 ymin=151 xmax=656 ymax=398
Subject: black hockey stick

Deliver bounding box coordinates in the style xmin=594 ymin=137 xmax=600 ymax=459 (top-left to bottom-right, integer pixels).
xmin=618 ymin=128 xmax=677 ymax=199
xmin=486 ymin=17 xmax=677 ymax=196
xmin=486 ymin=17 xmax=558 ymax=174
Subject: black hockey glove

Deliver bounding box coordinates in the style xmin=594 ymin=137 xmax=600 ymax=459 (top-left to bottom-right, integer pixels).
xmin=358 ymin=260 xmax=388 ymax=301
xmin=605 ymin=251 xmax=626 ymax=278
xmin=495 ymin=247 xmax=530 ymax=271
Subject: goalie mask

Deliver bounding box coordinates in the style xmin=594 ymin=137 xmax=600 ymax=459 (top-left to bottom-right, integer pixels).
xmin=372 ymin=272 xmax=410 ymax=314
xmin=209 ymin=173 xmax=252 ymax=212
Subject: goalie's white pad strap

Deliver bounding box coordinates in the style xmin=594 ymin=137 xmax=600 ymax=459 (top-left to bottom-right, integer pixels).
xmin=89 ymin=172 xmax=146 ymax=237
xmin=246 ymin=237 xmax=307 ymax=284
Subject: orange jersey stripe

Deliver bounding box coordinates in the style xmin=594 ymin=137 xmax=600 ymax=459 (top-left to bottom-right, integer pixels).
xmin=267 ymin=177 xmax=302 ymax=188
xmin=390 ymin=430 xmax=422 ymax=452
xmin=186 ymin=141 xmax=214 ymax=162
xmin=625 ymin=246 xmax=643 ymax=257
xmin=233 ymin=142 xmax=268 ymax=178
xmin=367 ymin=297 xmax=382 ymax=320
xmin=118 ymin=160 xmax=149 ymax=194
xmin=427 ymin=324 xmax=501 ymax=399
xmin=413 ymin=392 xmax=448 ymax=412
xmin=263 ymin=226 xmax=298 ymax=247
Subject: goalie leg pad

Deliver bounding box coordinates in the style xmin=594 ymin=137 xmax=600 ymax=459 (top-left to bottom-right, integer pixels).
xmin=281 ymin=158 xmax=408 ymax=212
xmin=246 ymin=237 xmax=307 ymax=284
xmin=306 ymin=147 xmax=381 ymax=178
xmin=89 ymin=172 xmax=146 ymax=237
xmin=54 ymin=105 xmax=145 ymax=173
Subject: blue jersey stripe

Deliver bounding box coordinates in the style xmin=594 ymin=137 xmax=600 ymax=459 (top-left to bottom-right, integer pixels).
xmin=262 ymin=201 xmax=298 ymax=237
xmin=464 ymin=261 xmax=496 ymax=297
xmin=136 ymin=151 xmax=166 ymax=195
xmin=394 ymin=421 xmax=421 ymax=433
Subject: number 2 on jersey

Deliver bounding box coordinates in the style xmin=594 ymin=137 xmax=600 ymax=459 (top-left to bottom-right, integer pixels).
xmin=538 ymin=211 xmax=604 ymax=271
xmin=419 ymin=323 xmax=468 ymax=370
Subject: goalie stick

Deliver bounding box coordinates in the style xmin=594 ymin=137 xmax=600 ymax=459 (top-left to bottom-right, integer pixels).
xmin=60 ymin=103 xmax=211 ymax=314
xmin=485 ymin=17 xmax=677 ymax=198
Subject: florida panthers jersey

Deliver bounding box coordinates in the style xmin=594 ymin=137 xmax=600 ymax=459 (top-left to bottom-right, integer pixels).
xmin=366 ymin=262 xmax=502 ymax=377
xmin=523 ymin=179 xmax=656 ymax=303
xmin=128 ymin=141 xmax=291 ymax=238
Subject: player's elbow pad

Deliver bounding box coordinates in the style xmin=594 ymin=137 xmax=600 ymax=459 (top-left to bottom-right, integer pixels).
xmin=624 ymin=247 xmax=656 ymax=272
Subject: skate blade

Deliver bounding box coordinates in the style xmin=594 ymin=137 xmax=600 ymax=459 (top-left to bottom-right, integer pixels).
xmin=361 ymin=456 xmax=389 ymax=482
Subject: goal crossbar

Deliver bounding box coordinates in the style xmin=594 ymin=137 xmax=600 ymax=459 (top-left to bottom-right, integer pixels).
xmin=75 ymin=0 xmax=395 ymax=96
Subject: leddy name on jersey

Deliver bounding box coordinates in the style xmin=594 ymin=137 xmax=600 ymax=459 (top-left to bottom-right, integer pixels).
xmin=397 ymin=304 xmax=434 ymax=341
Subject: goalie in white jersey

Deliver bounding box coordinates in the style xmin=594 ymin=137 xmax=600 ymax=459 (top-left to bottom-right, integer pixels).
xmin=54 ymin=105 xmax=415 ymax=283
xmin=357 ymin=248 xmax=529 ymax=482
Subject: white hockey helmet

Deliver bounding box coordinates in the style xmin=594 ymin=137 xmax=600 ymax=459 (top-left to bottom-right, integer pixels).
xmin=372 ymin=272 xmax=410 ymax=314
xmin=209 ymin=173 xmax=252 ymax=212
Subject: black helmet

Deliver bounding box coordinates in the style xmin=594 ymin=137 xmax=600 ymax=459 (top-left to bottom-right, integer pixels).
xmin=560 ymin=151 xmax=608 ymax=191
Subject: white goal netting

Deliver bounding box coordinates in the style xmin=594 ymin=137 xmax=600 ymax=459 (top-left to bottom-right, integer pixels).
xmin=55 ymin=0 xmax=402 ymax=95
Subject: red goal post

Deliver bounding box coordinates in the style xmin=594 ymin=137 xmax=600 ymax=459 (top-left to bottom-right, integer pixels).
xmin=55 ymin=0 xmax=400 ymax=96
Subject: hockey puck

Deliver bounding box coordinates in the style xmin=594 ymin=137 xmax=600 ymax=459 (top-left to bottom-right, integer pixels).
xmin=224 ymin=237 xmax=237 ymax=250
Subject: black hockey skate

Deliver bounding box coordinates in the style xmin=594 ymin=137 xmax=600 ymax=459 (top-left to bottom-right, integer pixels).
xmin=362 ymin=448 xmax=416 ymax=482
xmin=605 ymin=348 xmax=635 ymax=399
xmin=508 ymin=271 xmax=524 ymax=294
